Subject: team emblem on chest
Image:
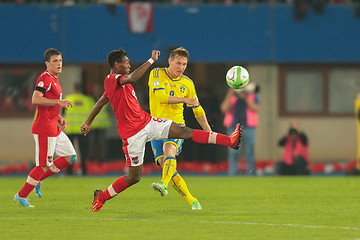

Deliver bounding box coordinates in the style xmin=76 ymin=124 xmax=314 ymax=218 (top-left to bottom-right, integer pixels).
xmin=180 ymin=85 xmax=185 ymax=93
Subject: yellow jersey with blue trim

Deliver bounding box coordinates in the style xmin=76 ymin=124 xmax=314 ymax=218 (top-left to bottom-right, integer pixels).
xmin=148 ymin=67 xmax=205 ymax=126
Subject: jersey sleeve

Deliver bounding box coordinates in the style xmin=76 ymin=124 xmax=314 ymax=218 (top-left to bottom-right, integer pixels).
xmin=193 ymin=105 xmax=205 ymax=118
xmin=149 ymin=68 xmax=168 ymax=103
xmin=184 ymin=77 xmax=198 ymax=107
xmin=184 ymin=77 xmax=206 ymax=118
xmin=115 ymin=74 xmax=126 ymax=86
xmin=35 ymin=75 xmax=51 ymax=94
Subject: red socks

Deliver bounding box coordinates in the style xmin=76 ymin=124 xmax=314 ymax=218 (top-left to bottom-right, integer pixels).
xmin=99 ymin=176 xmax=131 ymax=203
xmin=191 ymin=129 xmax=231 ymax=147
xmin=18 ymin=166 xmax=45 ymax=198
xmin=40 ymin=157 xmax=70 ymax=181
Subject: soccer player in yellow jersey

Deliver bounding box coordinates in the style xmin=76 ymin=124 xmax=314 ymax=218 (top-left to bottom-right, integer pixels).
xmin=149 ymin=47 xmax=212 ymax=210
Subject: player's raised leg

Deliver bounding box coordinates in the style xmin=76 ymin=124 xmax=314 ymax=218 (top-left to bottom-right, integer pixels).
xmin=169 ymin=123 xmax=243 ymax=150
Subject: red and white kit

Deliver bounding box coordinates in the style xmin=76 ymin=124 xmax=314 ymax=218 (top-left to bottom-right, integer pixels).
xmin=103 ymin=74 xmax=172 ymax=166
xmin=32 ymin=70 xmax=76 ymax=167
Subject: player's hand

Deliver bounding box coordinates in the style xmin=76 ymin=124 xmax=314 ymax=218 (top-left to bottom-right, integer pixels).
xmin=185 ymin=98 xmax=199 ymax=107
xmin=81 ymin=122 xmax=90 ymax=136
xmin=59 ymin=99 xmax=73 ymax=109
xmin=151 ymin=50 xmax=160 ymax=62
xmin=58 ymin=116 xmax=67 ymax=130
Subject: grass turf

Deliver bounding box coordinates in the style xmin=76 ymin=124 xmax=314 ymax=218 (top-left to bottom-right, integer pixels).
xmin=1 ymin=176 xmax=359 ymax=240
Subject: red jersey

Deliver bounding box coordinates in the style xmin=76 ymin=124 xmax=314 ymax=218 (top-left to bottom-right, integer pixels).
xmin=103 ymin=74 xmax=151 ymax=139
xmin=32 ymin=70 xmax=62 ymax=137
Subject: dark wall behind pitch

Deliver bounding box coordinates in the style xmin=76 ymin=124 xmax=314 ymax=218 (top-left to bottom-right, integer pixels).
xmin=0 ymin=4 xmax=359 ymax=64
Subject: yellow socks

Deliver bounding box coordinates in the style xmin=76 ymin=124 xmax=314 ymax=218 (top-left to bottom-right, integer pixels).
xmin=161 ymin=157 xmax=198 ymax=206
xmin=170 ymin=171 xmax=198 ymax=205
xmin=161 ymin=157 xmax=177 ymax=187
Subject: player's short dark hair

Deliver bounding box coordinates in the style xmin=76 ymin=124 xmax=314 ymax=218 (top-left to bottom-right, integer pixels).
xmin=44 ymin=48 xmax=61 ymax=62
xmin=169 ymin=47 xmax=189 ymax=60
xmin=107 ymin=48 xmax=128 ymax=68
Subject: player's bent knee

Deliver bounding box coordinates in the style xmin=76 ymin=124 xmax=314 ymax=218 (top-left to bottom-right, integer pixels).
xmin=126 ymin=175 xmax=141 ymax=185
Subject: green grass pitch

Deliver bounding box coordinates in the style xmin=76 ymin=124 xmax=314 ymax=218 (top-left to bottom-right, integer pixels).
xmin=1 ymin=176 xmax=359 ymax=240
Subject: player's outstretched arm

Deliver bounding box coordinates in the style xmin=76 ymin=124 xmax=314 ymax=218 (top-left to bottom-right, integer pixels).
xmin=122 ymin=50 xmax=160 ymax=85
xmin=81 ymin=96 xmax=109 ymax=136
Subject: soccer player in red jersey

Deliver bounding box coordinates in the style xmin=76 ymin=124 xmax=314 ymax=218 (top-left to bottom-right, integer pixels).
xmin=14 ymin=48 xmax=77 ymax=207
xmin=80 ymin=48 xmax=242 ymax=212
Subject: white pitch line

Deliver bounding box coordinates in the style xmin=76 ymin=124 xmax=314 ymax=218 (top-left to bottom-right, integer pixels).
xmin=88 ymin=218 xmax=360 ymax=231
xmin=3 ymin=216 xmax=359 ymax=231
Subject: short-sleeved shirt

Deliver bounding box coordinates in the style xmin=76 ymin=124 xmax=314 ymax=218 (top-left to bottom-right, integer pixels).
xmin=103 ymin=73 xmax=151 ymax=140
xmin=148 ymin=67 xmax=205 ymax=125
xmin=32 ymin=70 xmax=62 ymax=137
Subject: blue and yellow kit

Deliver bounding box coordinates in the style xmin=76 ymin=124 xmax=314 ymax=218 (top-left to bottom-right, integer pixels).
xmin=148 ymin=67 xmax=205 ymax=125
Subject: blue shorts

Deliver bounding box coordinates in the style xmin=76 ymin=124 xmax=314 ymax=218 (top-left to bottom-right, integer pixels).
xmin=151 ymin=138 xmax=184 ymax=163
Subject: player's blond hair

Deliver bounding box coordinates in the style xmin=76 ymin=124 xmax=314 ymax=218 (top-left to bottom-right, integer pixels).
xmin=169 ymin=47 xmax=189 ymax=60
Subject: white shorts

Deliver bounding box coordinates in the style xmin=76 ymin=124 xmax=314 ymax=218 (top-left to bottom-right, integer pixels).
xmin=123 ymin=117 xmax=172 ymax=166
xmin=33 ymin=131 xmax=76 ymax=167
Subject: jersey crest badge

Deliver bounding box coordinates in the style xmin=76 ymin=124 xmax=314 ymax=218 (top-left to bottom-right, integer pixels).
xmin=180 ymin=85 xmax=185 ymax=93
xmin=38 ymin=81 xmax=44 ymax=87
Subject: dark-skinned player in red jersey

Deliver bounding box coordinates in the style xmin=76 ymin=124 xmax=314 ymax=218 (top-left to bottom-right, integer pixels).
xmin=80 ymin=48 xmax=243 ymax=212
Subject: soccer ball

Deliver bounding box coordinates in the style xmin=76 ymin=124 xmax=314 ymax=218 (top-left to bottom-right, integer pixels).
xmin=226 ymin=66 xmax=249 ymax=89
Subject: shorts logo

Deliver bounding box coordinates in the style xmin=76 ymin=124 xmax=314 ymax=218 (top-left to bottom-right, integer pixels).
xmin=131 ymin=156 xmax=139 ymax=164
xmin=47 ymin=156 xmax=53 ymax=163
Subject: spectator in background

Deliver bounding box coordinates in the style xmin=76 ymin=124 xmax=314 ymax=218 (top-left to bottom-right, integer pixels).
xmin=64 ymin=83 xmax=95 ymax=175
xmin=88 ymin=83 xmax=111 ymax=163
xmin=221 ymin=82 xmax=260 ymax=176
xmin=276 ymin=119 xmax=310 ymax=175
